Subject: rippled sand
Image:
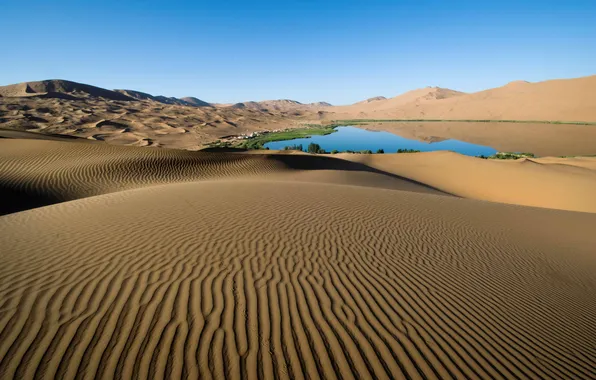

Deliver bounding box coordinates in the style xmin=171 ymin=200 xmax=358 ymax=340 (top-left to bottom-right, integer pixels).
xmin=1 ymin=136 xmax=595 ymax=379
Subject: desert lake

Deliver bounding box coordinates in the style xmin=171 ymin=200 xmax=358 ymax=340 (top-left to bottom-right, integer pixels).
xmin=264 ymin=126 xmax=498 ymax=156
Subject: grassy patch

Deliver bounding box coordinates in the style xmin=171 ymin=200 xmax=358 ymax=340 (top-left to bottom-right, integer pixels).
xmin=477 ymin=152 xmax=535 ymax=160
xmin=234 ymin=126 xmax=337 ymax=150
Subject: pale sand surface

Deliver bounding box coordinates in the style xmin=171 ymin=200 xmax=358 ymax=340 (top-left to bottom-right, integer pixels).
xmin=1 ymin=137 xmax=596 ymax=379
xmin=326 ymin=75 xmax=596 ymax=122
xmin=344 ymin=151 xmax=596 ymax=213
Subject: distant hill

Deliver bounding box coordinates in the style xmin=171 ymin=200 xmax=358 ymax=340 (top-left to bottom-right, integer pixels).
xmin=230 ymin=101 xmax=262 ymax=110
xmin=310 ymin=101 xmax=333 ymax=107
xmin=115 ymin=90 xmax=211 ymax=107
xmin=230 ymin=99 xmax=331 ymax=111
xmin=326 ymin=75 xmax=596 ymax=122
xmin=114 ymin=89 xmax=155 ymax=101
xmin=180 ymin=97 xmax=211 ymax=107
xmin=356 ymin=96 xmax=387 ymax=104
xmin=0 ymin=80 xmax=212 ymax=108
xmin=331 ymin=87 xmax=465 ymax=115
xmin=0 ymin=80 xmax=133 ymax=101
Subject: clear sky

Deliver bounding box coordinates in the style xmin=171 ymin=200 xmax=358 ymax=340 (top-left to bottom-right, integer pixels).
xmin=1 ymin=0 xmax=595 ymax=104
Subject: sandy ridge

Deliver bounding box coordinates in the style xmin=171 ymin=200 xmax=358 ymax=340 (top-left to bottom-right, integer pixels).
xmin=325 ymin=75 xmax=596 ymax=122
xmin=2 ymin=138 xmax=596 ymax=215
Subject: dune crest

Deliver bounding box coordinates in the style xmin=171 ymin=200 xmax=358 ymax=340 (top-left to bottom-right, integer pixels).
xmin=0 ymin=79 xmax=133 ymax=101
xmin=327 ymin=75 xmax=596 ymax=121
xmin=1 ymin=138 xmax=595 ymax=214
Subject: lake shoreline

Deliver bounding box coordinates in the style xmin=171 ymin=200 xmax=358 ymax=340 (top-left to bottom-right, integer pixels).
xmin=264 ymin=126 xmax=498 ymax=157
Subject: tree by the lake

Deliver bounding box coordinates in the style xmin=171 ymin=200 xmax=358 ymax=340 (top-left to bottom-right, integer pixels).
xmin=307 ymin=143 xmax=325 ymax=154
xmin=284 ymin=144 xmax=304 ymax=151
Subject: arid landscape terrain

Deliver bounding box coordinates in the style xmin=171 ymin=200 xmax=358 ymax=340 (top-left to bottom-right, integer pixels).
xmin=2 ymin=75 xmax=596 ymax=150
xmin=1 ymin=74 xmax=596 ymax=379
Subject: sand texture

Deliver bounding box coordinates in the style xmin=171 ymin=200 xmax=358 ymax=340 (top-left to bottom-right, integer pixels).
xmin=1 ymin=136 xmax=596 ymax=379
xmin=0 ymin=80 xmax=316 ymax=150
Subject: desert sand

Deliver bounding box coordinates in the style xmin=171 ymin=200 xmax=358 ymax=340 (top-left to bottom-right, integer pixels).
xmin=0 ymin=80 xmax=320 ymax=150
xmin=1 ymin=135 xmax=596 ymax=379
xmin=2 ymin=76 xmax=596 ymax=153
xmin=325 ymin=75 xmax=596 ymax=122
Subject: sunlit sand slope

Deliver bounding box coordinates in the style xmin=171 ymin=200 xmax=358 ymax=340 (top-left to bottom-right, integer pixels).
xmin=0 ymin=139 xmax=443 ymax=215
xmin=345 ymin=151 xmax=596 ymax=213
xmin=2 ymin=138 xmax=596 ymax=215
xmin=1 ymin=181 xmax=595 ymax=379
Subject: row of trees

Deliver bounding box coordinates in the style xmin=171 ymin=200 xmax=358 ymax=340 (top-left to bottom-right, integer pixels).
xmin=283 ymin=143 xmax=421 ymax=154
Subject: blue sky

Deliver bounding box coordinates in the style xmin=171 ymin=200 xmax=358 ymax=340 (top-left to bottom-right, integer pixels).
xmin=1 ymin=0 xmax=595 ymax=104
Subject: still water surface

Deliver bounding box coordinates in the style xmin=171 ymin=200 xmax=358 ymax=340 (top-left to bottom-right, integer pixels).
xmin=264 ymin=126 xmax=498 ymax=156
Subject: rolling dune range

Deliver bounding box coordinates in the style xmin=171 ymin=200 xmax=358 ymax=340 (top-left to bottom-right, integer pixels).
xmin=2 ymin=75 xmax=596 ymax=152
xmin=324 ymin=75 xmax=596 ymax=122
xmin=1 ymin=135 xmax=596 ymax=379
xmin=0 ymin=80 xmax=321 ymax=150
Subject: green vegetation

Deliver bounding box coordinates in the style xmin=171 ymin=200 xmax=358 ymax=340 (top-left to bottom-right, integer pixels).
xmin=235 ymin=125 xmax=337 ymax=150
xmin=307 ymin=143 xmax=326 ymax=154
xmin=205 ymin=140 xmax=233 ymax=149
xmin=331 ymin=119 xmax=596 ymax=126
xmin=397 ymin=148 xmax=421 ymax=153
xmin=283 ymin=144 xmax=304 ymax=151
xmin=477 ymin=152 xmax=535 ymax=160
xmin=376 ymin=148 xmax=385 ymax=154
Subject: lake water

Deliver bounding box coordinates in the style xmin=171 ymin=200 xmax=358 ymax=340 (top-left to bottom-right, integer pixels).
xmin=264 ymin=126 xmax=498 ymax=156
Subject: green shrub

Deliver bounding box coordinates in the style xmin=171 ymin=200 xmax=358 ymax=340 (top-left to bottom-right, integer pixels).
xmin=284 ymin=144 xmax=304 ymax=151
xmin=489 ymin=152 xmax=535 ymax=160
xmin=307 ymin=143 xmax=325 ymax=154
xmin=397 ymin=148 xmax=421 ymax=153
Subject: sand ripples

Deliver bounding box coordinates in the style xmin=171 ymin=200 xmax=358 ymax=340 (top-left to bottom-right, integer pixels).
xmin=1 ymin=181 xmax=595 ymax=379
xmin=0 ymin=139 xmax=446 ymax=215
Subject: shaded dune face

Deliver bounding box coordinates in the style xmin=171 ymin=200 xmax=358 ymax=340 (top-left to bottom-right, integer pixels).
xmin=2 ymin=138 xmax=596 ymax=215
xmin=0 ymin=139 xmax=445 ymax=216
xmin=1 ymin=181 xmax=596 ymax=379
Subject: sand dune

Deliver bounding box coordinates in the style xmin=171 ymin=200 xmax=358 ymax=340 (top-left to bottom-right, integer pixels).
xmin=2 ymin=137 xmax=596 ymax=214
xmin=2 ymin=91 xmax=596 ymax=379
xmin=326 ymin=75 xmax=596 ymax=122
xmin=0 ymin=93 xmax=309 ymax=150
xmin=0 ymin=80 xmax=133 ymax=101
xmin=1 ymin=175 xmax=595 ymax=379
xmin=2 ymin=75 xmax=596 ymax=153
xmin=344 ymin=151 xmax=596 ymax=213
xmin=0 ymin=79 xmax=322 ymax=149
xmin=0 ymin=138 xmax=445 ymax=215
xmin=332 ymin=87 xmax=465 ymax=115
xmin=180 ymin=97 xmax=211 ymax=107
xmin=229 ymin=99 xmax=331 ymax=112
